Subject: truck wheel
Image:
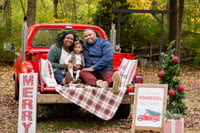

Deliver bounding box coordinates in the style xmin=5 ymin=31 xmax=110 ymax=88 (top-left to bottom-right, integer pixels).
xmin=114 ymin=104 xmax=131 ymax=119
xmin=14 ymin=75 xmax=19 ymax=101
xmin=138 ymin=117 xmax=142 ymax=121
xmin=153 ymin=118 xmax=157 ymax=122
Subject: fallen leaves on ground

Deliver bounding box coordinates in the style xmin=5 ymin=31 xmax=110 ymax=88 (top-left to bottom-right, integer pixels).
xmin=0 ymin=64 xmax=200 ymax=133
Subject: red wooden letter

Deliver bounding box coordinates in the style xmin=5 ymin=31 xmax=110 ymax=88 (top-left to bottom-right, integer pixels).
xmin=22 ymin=99 xmax=33 ymax=109
xmin=22 ymin=111 xmax=32 ymax=121
xmin=23 ymin=75 xmax=33 ymax=86
xmin=23 ymin=87 xmax=33 ymax=97
xmin=22 ymin=122 xmax=32 ymax=133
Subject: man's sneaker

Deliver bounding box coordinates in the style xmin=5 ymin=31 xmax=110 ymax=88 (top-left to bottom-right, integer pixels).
xmin=96 ymin=80 xmax=108 ymax=88
xmin=112 ymin=71 xmax=121 ymax=94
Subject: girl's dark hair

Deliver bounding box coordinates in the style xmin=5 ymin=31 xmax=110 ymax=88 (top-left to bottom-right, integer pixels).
xmin=58 ymin=31 xmax=76 ymax=51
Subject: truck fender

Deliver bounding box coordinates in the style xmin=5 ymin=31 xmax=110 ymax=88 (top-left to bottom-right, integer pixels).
xmin=20 ymin=61 xmax=34 ymax=73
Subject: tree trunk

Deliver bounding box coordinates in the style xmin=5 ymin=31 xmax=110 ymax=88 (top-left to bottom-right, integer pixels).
xmin=3 ymin=0 xmax=12 ymax=35
xmin=169 ymin=0 xmax=177 ymax=44
xmin=27 ymin=0 xmax=36 ymax=28
xmin=176 ymin=0 xmax=184 ymax=58
xmin=19 ymin=0 xmax=26 ymax=16
xmin=73 ymin=0 xmax=76 ymax=23
xmin=53 ymin=0 xmax=58 ymax=18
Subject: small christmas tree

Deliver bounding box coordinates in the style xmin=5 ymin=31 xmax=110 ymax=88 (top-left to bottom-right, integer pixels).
xmin=146 ymin=109 xmax=161 ymax=116
xmin=158 ymin=40 xmax=187 ymax=118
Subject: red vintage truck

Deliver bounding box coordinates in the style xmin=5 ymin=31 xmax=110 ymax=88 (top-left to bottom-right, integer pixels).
xmin=137 ymin=112 xmax=160 ymax=122
xmin=5 ymin=23 xmax=143 ymax=118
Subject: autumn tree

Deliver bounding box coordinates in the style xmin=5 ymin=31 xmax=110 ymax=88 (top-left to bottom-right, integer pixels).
xmin=27 ymin=0 xmax=36 ymax=27
xmin=168 ymin=0 xmax=185 ymax=58
xmin=176 ymin=0 xmax=184 ymax=58
xmin=169 ymin=0 xmax=177 ymax=44
xmin=3 ymin=0 xmax=12 ymax=35
xmin=53 ymin=0 xmax=58 ymax=18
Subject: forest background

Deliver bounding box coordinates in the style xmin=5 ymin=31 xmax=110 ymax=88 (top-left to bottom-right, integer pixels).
xmin=0 ymin=0 xmax=199 ymax=68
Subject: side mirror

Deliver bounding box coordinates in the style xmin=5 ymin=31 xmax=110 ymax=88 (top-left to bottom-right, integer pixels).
xmin=3 ymin=42 xmax=15 ymax=51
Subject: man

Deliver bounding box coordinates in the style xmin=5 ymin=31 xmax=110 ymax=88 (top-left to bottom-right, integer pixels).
xmin=79 ymin=28 xmax=121 ymax=93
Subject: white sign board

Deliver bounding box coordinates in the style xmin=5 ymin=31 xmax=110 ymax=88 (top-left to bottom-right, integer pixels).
xmin=18 ymin=73 xmax=37 ymax=133
xmin=132 ymin=84 xmax=168 ymax=133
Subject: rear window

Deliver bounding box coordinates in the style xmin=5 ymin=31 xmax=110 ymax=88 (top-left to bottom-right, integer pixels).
xmin=32 ymin=29 xmax=100 ymax=47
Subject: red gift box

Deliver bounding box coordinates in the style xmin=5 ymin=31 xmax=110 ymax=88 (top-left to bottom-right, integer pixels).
xmin=164 ymin=118 xmax=184 ymax=133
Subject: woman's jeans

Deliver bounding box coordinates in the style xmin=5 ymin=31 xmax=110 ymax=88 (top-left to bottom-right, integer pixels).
xmin=54 ymin=70 xmax=64 ymax=84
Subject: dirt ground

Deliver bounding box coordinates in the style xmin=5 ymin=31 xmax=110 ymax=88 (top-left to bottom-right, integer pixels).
xmin=0 ymin=64 xmax=200 ymax=133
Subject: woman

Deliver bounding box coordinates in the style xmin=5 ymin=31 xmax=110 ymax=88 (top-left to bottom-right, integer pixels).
xmin=47 ymin=32 xmax=77 ymax=85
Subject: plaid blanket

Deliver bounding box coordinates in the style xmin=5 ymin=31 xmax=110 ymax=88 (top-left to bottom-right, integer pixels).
xmin=55 ymin=84 xmax=126 ymax=120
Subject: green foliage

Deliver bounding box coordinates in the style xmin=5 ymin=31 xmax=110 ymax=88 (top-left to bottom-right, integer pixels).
xmin=165 ymin=111 xmax=182 ymax=120
xmin=93 ymin=0 xmax=131 ymax=37
xmin=93 ymin=0 xmax=116 ymax=36
xmin=186 ymin=34 xmax=200 ymax=67
xmin=183 ymin=0 xmax=200 ymax=33
xmin=56 ymin=30 xmax=80 ymax=42
xmin=120 ymin=14 xmax=168 ymax=53
xmin=36 ymin=0 xmax=54 ymax=23
xmin=93 ymin=0 xmax=169 ymax=53
xmin=0 ymin=0 xmax=199 ymax=65
xmin=181 ymin=32 xmax=200 ymax=67
xmin=159 ymin=40 xmax=187 ymax=117
xmin=193 ymin=48 xmax=200 ymax=67
xmin=0 ymin=5 xmax=3 ymax=12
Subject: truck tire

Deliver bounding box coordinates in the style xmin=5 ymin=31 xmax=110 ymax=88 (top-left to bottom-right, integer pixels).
xmin=114 ymin=104 xmax=131 ymax=119
xmin=14 ymin=74 xmax=19 ymax=101
xmin=153 ymin=118 xmax=157 ymax=122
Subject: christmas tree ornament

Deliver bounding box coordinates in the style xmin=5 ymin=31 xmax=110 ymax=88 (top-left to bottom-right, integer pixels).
xmin=158 ymin=71 xmax=164 ymax=78
xmin=168 ymin=89 xmax=175 ymax=96
xmin=172 ymin=56 xmax=179 ymax=63
xmin=178 ymin=85 xmax=184 ymax=92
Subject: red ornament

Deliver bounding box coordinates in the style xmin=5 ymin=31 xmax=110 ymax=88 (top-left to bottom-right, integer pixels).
xmin=172 ymin=56 xmax=179 ymax=63
xmin=178 ymin=85 xmax=184 ymax=92
xmin=158 ymin=71 xmax=164 ymax=78
xmin=168 ymin=89 xmax=175 ymax=96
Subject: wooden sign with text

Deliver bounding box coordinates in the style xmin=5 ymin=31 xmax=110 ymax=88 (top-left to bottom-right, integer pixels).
xmin=18 ymin=73 xmax=37 ymax=133
xmin=132 ymin=84 xmax=168 ymax=133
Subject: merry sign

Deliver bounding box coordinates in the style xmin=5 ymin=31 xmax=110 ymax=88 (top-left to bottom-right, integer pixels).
xmin=18 ymin=73 xmax=37 ymax=133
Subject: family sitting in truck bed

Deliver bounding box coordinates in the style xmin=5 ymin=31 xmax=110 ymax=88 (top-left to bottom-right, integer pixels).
xmin=47 ymin=28 xmax=121 ymax=94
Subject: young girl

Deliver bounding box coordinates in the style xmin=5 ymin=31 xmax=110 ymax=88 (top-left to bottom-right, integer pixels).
xmin=65 ymin=40 xmax=85 ymax=83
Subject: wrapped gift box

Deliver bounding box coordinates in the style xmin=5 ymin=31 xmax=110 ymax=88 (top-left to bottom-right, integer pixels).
xmin=164 ymin=118 xmax=184 ymax=133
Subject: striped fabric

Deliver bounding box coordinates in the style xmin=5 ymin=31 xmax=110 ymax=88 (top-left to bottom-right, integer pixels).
xmin=118 ymin=58 xmax=138 ymax=87
xmin=41 ymin=59 xmax=57 ymax=87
